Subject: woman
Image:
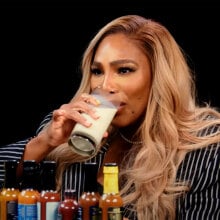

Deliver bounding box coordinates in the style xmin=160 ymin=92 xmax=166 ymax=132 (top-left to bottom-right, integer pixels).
xmin=0 ymin=15 xmax=220 ymax=219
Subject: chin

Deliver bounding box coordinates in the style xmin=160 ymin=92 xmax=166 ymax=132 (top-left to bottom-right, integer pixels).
xmin=111 ymin=117 xmax=130 ymax=128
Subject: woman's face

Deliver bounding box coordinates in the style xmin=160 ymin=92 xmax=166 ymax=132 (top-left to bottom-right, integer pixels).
xmin=90 ymin=33 xmax=152 ymax=128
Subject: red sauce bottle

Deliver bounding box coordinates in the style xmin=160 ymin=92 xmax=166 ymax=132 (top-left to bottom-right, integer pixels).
xmin=78 ymin=162 xmax=100 ymax=220
xmin=57 ymin=189 xmax=79 ymax=220
xmin=37 ymin=160 xmax=61 ymax=220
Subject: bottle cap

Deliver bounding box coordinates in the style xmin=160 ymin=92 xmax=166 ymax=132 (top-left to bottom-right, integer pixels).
xmin=103 ymin=163 xmax=118 ymax=173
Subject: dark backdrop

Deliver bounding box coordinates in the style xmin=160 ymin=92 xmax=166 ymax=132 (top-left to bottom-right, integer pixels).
xmin=0 ymin=1 xmax=219 ymax=145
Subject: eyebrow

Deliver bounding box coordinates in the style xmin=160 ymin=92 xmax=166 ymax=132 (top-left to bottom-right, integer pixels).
xmin=92 ymin=59 xmax=138 ymax=66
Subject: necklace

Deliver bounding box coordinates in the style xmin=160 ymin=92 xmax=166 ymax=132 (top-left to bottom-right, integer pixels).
xmin=119 ymin=131 xmax=143 ymax=145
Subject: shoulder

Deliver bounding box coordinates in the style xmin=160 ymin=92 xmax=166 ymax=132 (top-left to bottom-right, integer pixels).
xmin=198 ymin=119 xmax=220 ymax=137
xmin=177 ymin=115 xmax=220 ymax=187
xmin=176 ymin=135 xmax=220 ymax=218
xmin=177 ymin=139 xmax=220 ymax=191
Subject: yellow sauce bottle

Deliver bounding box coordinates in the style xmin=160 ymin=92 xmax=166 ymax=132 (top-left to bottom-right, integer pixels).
xmin=99 ymin=163 xmax=123 ymax=220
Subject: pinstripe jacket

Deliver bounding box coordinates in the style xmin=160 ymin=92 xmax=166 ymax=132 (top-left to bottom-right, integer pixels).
xmin=0 ymin=112 xmax=219 ymax=219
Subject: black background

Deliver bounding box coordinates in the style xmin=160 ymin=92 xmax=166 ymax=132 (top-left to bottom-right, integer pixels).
xmin=0 ymin=1 xmax=219 ymax=145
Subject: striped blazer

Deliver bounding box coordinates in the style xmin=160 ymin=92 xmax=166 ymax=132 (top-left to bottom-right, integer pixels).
xmin=0 ymin=112 xmax=219 ymax=219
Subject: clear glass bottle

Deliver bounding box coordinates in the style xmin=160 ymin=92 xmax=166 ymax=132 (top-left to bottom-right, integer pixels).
xmin=99 ymin=163 xmax=123 ymax=220
xmin=0 ymin=160 xmax=19 ymax=220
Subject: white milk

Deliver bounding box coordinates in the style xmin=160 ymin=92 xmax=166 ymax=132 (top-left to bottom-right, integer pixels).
xmin=73 ymin=106 xmax=116 ymax=144
xmin=69 ymin=88 xmax=120 ymax=156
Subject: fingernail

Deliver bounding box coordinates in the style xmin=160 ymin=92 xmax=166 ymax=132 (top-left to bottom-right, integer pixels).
xmin=85 ymin=121 xmax=92 ymax=127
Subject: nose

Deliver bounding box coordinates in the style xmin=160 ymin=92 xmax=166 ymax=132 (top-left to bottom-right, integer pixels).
xmin=100 ymin=74 xmax=117 ymax=94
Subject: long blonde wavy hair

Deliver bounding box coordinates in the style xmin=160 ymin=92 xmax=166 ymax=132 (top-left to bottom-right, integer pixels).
xmin=47 ymin=15 xmax=220 ymax=219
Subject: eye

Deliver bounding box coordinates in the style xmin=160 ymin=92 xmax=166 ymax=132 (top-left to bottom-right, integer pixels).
xmin=91 ymin=68 xmax=102 ymax=76
xmin=118 ymin=67 xmax=135 ymax=74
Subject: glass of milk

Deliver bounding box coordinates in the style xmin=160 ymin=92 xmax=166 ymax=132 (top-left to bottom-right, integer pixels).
xmin=68 ymin=88 xmax=120 ymax=156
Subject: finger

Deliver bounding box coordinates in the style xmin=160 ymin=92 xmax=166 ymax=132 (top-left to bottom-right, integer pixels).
xmin=103 ymin=131 xmax=109 ymax=138
xmin=81 ymin=93 xmax=100 ymax=105
xmin=55 ymin=107 xmax=92 ymax=127
xmin=66 ymin=99 xmax=100 ymax=120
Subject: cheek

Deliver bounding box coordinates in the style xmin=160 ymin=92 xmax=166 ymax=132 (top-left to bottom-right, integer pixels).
xmin=128 ymin=94 xmax=149 ymax=117
xmin=133 ymin=85 xmax=150 ymax=110
xmin=137 ymin=96 xmax=148 ymax=111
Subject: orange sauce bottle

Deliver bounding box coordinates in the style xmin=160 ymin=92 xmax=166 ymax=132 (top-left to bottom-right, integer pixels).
xmin=78 ymin=162 xmax=100 ymax=220
xmin=18 ymin=160 xmax=40 ymax=219
xmin=0 ymin=160 xmax=19 ymax=220
xmin=99 ymin=163 xmax=123 ymax=220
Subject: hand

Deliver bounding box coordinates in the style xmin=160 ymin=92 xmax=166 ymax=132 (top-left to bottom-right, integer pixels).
xmin=40 ymin=92 xmax=102 ymax=148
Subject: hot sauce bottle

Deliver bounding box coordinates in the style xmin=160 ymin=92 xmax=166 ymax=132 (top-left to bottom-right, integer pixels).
xmin=57 ymin=189 xmax=79 ymax=220
xmin=37 ymin=160 xmax=60 ymax=220
xmin=0 ymin=160 xmax=19 ymax=220
xmin=18 ymin=160 xmax=40 ymax=220
xmin=78 ymin=162 xmax=100 ymax=220
xmin=99 ymin=163 xmax=123 ymax=220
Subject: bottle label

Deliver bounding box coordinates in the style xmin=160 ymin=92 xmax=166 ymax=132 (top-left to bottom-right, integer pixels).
xmin=90 ymin=206 xmax=102 ymax=219
xmin=37 ymin=201 xmax=59 ymax=220
xmin=57 ymin=213 xmax=62 ymax=220
xmin=6 ymin=200 xmax=18 ymax=220
xmin=46 ymin=202 xmax=59 ymax=219
xmin=76 ymin=206 xmax=83 ymax=219
xmin=57 ymin=212 xmax=77 ymax=220
xmin=18 ymin=204 xmax=37 ymax=220
xmin=108 ymin=207 xmax=123 ymax=220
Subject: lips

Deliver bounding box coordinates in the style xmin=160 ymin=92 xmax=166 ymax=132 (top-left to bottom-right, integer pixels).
xmin=116 ymin=102 xmax=126 ymax=112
